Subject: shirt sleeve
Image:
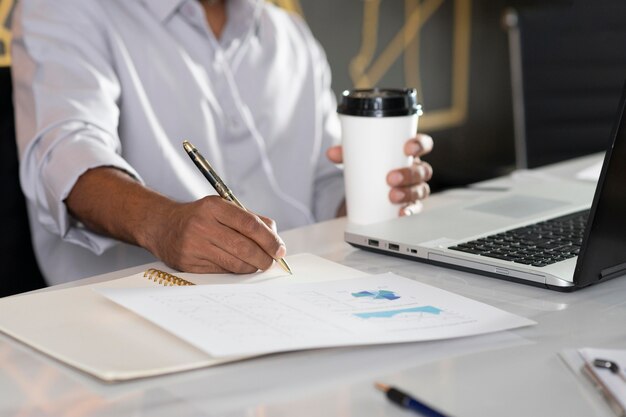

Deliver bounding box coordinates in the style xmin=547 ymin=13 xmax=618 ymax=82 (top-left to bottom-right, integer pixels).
xmin=12 ymin=0 xmax=143 ymax=254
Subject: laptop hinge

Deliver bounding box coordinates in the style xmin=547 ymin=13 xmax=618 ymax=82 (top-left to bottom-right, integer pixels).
xmin=600 ymin=262 xmax=626 ymax=280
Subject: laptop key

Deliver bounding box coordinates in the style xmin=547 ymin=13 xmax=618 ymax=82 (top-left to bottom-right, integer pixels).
xmin=449 ymin=246 xmax=485 ymax=255
xmin=446 ymin=209 xmax=589 ymax=269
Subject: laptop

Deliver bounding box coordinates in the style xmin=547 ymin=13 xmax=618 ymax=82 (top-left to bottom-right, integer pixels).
xmin=345 ymin=81 xmax=626 ymax=292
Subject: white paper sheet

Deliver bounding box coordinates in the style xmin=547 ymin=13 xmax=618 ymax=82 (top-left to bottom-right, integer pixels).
xmin=98 ymin=273 xmax=535 ymax=357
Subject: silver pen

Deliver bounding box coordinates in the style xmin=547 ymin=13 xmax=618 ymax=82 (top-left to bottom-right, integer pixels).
xmin=182 ymin=140 xmax=293 ymax=275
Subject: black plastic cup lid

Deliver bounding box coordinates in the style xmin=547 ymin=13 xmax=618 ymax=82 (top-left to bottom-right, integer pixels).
xmin=337 ymin=87 xmax=422 ymax=117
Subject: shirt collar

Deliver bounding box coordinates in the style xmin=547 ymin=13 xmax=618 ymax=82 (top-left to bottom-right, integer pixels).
xmin=140 ymin=0 xmax=262 ymax=32
xmin=141 ymin=0 xmax=187 ymax=22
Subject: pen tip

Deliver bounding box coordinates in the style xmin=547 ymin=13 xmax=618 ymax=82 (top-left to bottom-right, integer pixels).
xmin=277 ymin=258 xmax=293 ymax=275
xmin=375 ymin=382 xmax=389 ymax=392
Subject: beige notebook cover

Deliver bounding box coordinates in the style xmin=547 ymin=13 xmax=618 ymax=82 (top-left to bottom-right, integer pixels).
xmin=0 ymin=254 xmax=367 ymax=382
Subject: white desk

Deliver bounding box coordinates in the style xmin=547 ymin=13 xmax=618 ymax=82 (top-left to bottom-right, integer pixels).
xmin=1 ymin=153 xmax=624 ymax=417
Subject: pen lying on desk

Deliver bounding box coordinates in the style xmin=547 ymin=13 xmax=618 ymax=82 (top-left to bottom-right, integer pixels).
xmin=182 ymin=140 xmax=293 ymax=275
xmin=375 ymin=382 xmax=451 ymax=417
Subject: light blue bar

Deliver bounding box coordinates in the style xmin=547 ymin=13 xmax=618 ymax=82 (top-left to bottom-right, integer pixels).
xmin=354 ymin=306 xmax=442 ymax=319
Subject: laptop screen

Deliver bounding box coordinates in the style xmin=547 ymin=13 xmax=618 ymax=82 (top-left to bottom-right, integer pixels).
xmin=575 ymin=79 xmax=626 ymax=287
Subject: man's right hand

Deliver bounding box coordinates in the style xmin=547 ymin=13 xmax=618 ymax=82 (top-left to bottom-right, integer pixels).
xmin=65 ymin=167 xmax=285 ymax=274
xmin=150 ymin=196 xmax=286 ymax=274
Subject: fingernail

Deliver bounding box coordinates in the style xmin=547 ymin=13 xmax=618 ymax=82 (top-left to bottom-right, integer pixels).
xmin=276 ymin=244 xmax=286 ymax=258
xmin=417 ymin=165 xmax=427 ymax=179
xmin=408 ymin=142 xmax=421 ymax=155
xmin=391 ymin=189 xmax=405 ymax=202
xmin=389 ymin=172 xmax=403 ymax=185
xmin=402 ymin=207 xmax=412 ymax=216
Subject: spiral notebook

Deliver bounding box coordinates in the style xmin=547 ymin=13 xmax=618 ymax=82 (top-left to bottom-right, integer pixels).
xmin=0 ymin=253 xmax=367 ymax=382
xmin=142 ymin=267 xmax=196 ymax=286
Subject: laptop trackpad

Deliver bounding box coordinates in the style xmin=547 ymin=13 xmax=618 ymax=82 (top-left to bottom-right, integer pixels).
xmin=465 ymin=195 xmax=568 ymax=219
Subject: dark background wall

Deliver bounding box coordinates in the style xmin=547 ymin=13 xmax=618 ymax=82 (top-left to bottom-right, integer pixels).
xmin=1 ymin=0 xmax=47 ymax=296
xmin=298 ymin=0 xmax=625 ymax=191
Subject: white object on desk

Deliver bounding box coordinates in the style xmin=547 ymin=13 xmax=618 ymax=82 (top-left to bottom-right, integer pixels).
xmin=561 ymin=348 xmax=626 ymax=417
xmin=580 ymin=348 xmax=626 ymax=416
xmin=97 ymin=272 xmax=536 ymax=357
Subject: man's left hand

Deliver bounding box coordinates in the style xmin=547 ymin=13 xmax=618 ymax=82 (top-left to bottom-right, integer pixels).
xmin=326 ymin=133 xmax=434 ymax=216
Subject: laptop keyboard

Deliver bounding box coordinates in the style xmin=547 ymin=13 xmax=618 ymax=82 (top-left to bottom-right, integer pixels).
xmin=448 ymin=209 xmax=589 ymax=267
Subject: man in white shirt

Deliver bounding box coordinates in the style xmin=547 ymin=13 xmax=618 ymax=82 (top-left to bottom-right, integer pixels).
xmin=11 ymin=0 xmax=433 ymax=286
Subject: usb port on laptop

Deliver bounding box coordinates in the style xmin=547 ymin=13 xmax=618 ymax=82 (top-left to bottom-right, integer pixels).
xmin=388 ymin=243 xmax=400 ymax=251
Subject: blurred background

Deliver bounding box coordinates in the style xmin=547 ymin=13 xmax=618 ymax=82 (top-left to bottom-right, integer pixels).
xmin=280 ymin=0 xmax=626 ymax=191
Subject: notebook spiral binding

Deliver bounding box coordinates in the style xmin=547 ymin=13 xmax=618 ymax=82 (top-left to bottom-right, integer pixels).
xmin=143 ymin=268 xmax=195 ymax=286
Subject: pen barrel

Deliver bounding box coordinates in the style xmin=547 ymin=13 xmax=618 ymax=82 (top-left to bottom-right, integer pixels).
xmin=213 ymin=182 xmax=230 ymax=200
xmin=192 ymin=153 xmax=244 ymax=208
xmin=226 ymin=192 xmax=246 ymax=210
xmin=387 ymin=388 xmax=448 ymax=417
xmin=189 ymin=155 xmax=219 ymax=188
xmin=387 ymin=388 xmax=410 ymax=405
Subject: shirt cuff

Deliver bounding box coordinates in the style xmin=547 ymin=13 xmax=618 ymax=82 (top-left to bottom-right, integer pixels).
xmin=38 ymin=124 xmax=143 ymax=254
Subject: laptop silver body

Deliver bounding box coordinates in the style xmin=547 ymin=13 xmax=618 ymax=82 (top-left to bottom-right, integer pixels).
xmin=345 ymin=177 xmax=597 ymax=290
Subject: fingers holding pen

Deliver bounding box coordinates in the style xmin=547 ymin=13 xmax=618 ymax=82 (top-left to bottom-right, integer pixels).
xmin=155 ymin=196 xmax=285 ymax=274
xmin=256 ymin=214 xmax=279 ymax=234
xmin=215 ymin=205 xmax=286 ymax=271
xmin=207 ymin=199 xmax=285 ymax=272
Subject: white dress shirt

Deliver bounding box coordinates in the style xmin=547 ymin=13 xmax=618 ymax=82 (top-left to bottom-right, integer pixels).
xmin=11 ymin=0 xmax=344 ymax=285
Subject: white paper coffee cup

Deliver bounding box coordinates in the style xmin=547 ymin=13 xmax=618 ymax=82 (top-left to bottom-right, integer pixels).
xmin=337 ymin=88 xmax=422 ymax=225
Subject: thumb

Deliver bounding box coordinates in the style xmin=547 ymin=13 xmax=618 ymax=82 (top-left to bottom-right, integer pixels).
xmin=326 ymin=145 xmax=343 ymax=164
